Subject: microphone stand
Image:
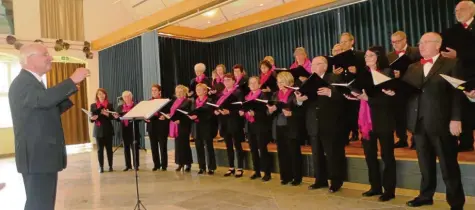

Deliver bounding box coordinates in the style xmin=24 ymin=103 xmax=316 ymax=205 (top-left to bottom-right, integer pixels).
xmin=131 ymin=117 xmax=147 ymax=210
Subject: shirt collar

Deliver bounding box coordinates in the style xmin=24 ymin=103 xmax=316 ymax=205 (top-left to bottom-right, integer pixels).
xmin=24 ymin=69 xmax=43 ymax=82
xmin=465 ymin=17 xmax=474 ymax=27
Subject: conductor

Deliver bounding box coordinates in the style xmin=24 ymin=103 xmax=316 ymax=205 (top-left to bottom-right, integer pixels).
xmin=8 ymin=43 xmax=89 ymax=210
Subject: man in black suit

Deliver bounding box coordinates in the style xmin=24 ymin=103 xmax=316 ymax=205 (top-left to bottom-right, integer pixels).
xmin=334 ymin=32 xmax=365 ymax=144
xmin=441 ymin=0 xmax=475 ymax=152
xmin=8 ymin=44 xmax=89 ymax=210
xmin=403 ymin=32 xmax=465 ymax=210
xmin=296 ymin=56 xmax=346 ymax=193
xmin=387 ymin=31 xmax=421 ymax=149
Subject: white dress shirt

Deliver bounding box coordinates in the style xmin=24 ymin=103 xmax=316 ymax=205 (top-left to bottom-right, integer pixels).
xmin=422 ymin=54 xmax=440 ymax=77
xmin=398 ymin=45 xmax=409 ymax=57
xmin=25 ymin=69 xmax=46 ymax=88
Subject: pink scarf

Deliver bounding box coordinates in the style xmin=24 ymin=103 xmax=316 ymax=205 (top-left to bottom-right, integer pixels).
xmin=121 ymin=102 xmax=134 ymax=127
xmin=235 ymin=75 xmax=243 ymax=86
xmin=358 ymin=100 xmax=372 ymax=140
xmin=290 ymin=59 xmax=312 ymax=73
xmin=94 ymin=99 xmax=109 ymax=126
xmin=194 ymin=96 xmax=208 ymax=122
xmin=244 ymin=89 xmax=262 ymax=123
xmin=260 ymin=69 xmax=274 ymax=86
xmin=195 ymin=74 xmax=205 ymax=83
xmin=216 ymin=86 xmax=237 ymax=105
xmin=278 ymin=89 xmax=294 ymax=103
xmin=169 ymin=97 xmax=185 ymax=138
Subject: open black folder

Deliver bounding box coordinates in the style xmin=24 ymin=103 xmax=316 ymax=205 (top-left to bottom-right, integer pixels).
xmin=275 ymin=65 xmax=311 ymax=78
xmin=440 ymin=74 xmax=475 ymax=92
xmin=371 ymin=70 xmax=420 ymax=95
xmin=389 ymin=54 xmax=412 ymax=75
xmin=254 ymin=98 xmax=290 ymax=110
xmin=231 ymin=100 xmax=267 ymax=112
xmin=331 ymin=79 xmax=363 ymax=95
xmin=286 ymin=73 xmax=328 ymax=98
xmin=206 ymin=101 xmax=241 ymax=111
xmin=331 ymin=49 xmax=357 ymax=69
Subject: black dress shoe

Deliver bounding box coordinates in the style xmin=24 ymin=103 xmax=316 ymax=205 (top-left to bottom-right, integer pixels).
xmin=262 ymin=174 xmax=271 ymax=182
xmin=328 ymin=185 xmax=341 ymax=193
xmin=161 ymin=168 xmax=167 ymax=171
xmin=108 ymin=167 xmax=113 ymax=172
xmin=394 ymin=140 xmax=408 ymax=148
xmin=406 ymin=197 xmax=433 ymax=207
xmin=224 ymin=169 xmax=235 ymax=177
xmin=378 ymin=193 xmax=395 ymax=202
xmin=291 ymin=180 xmax=301 ymax=186
xmin=235 ymin=169 xmax=244 ymax=178
xmin=184 ymin=165 xmax=191 ymax=172
xmin=175 ymin=165 xmax=183 ymax=171
xmin=152 ymin=167 xmax=158 ymax=171
xmin=362 ymin=189 xmax=383 ymax=197
xmin=207 ymin=170 xmax=214 ymax=175
xmin=308 ymin=183 xmax=329 ymax=190
xmin=250 ymin=173 xmax=261 ymax=180
xmin=281 ymin=180 xmax=290 ymax=185
xmin=198 ymin=169 xmax=205 ymax=174
xmin=99 ymin=167 xmax=104 ymax=173
xmin=123 ymin=167 xmax=131 ymax=172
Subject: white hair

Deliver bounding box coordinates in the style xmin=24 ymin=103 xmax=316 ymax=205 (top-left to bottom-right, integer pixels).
xmin=19 ymin=43 xmax=45 ymax=66
xmin=194 ymin=63 xmax=206 ymax=72
xmin=122 ymin=91 xmax=133 ymax=98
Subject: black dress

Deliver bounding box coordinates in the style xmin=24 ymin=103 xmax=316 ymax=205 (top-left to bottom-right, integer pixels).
xmin=170 ymin=99 xmax=193 ymax=166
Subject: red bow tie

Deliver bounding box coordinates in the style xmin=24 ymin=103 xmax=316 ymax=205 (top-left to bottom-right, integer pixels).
xmin=395 ymin=50 xmax=406 ymax=55
xmin=420 ymin=58 xmax=433 ymax=65
xmin=463 ymin=23 xmax=469 ymax=29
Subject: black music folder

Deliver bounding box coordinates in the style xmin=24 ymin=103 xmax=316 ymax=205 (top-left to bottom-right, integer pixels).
xmin=232 ymin=100 xmax=267 ymax=111
xmin=168 ymin=109 xmax=190 ymax=121
xmin=331 ymin=50 xmax=356 ymax=69
xmin=255 ymin=98 xmax=290 ymax=110
xmin=331 ymin=79 xmax=362 ymax=95
xmin=292 ymin=73 xmax=329 ymax=98
xmin=206 ymin=100 xmax=240 ymax=111
xmin=275 ymin=66 xmax=311 ymax=78
xmin=389 ymin=54 xmax=412 ymax=75
xmin=440 ymin=74 xmax=475 ymax=92
xmin=371 ymin=70 xmax=420 ymax=95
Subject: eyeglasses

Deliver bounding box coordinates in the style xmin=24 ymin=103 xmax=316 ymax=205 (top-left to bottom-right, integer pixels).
xmin=391 ymin=38 xmax=405 ymax=44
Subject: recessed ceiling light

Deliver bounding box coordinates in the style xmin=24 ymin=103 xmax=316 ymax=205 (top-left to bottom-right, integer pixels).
xmin=112 ymin=0 xmax=122 ymax=4
xmin=208 ymin=21 xmax=211 ymax=24
xmin=260 ymin=4 xmax=264 ymax=6
xmin=203 ymin=9 xmax=217 ymax=17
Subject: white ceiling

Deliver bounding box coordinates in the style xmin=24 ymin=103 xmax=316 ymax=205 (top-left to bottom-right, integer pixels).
xmin=114 ymin=0 xmax=184 ymax=20
xmin=175 ymin=0 xmax=295 ymax=29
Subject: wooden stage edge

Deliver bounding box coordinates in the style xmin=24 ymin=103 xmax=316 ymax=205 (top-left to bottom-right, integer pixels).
xmin=191 ymin=140 xmax=475 ymax=164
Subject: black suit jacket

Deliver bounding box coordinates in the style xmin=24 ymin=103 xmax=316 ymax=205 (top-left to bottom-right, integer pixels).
xmin=116 ymin=104 xmax=141 ymax=143
xmin=402 ymin=57 xmax=462 ymax=135
xmin=146 ymin=99 xmax=169 ymax=139
xmin=270 ymin=92 xmax=301 ymax=139
xmin=387 ymin=46 xmax=421 ymax=65
xmin=90 ymin=103 xmax=115 ymax=138
xmin=170 ymin=98 xmax=193 ymax=136
xmin=243 ymin=91 xmax=272 ymax=133
xmin=190 ymin=97 xmax=214 ymax=138
xmin=9 ymin=69 xmax=77 ymax=173
xmin=442 ymin=18 xmax=475 ymax=79
xmin=300 ymin=73 xmax=345 ymax=136
xmin=236 ymin=76 xmax=250 ymax=96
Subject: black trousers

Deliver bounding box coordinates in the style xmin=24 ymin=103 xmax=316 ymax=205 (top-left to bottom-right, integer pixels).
xmin=124 ymin=138 xmax=140 ymax=168
xmin=22 ymin=172 xmax=58 ymax=210
xmin=362 ymin=131 xmax=396 ymax=195
xmin=224 ymin=130 xmax=245 ymax=169
xmin=175 ymin=131 xmax=193 ymax=166
xmin=459 ymin=100 xmax=475 ymax=149
xmin=248 ymin=124 xmax=271 ymax=174
xmin=394 ymin=100 xmax=408 ymax=142
xmin=310 ymin=133 xmax=345 ymax=186
xmin=149 ymin=132 xmax=168 ymax=169
xmin=414 ymin=122 xmax=465 ymax=208
xmin=276 ymin=126 xmax=302 ymax=182
xmin=345 ymin=100 xmax=360 ymax=143
xmin=195 ymin=123 xmax=217 ymax=170
xmin=97 ymin=136 xmax=113 ymax=168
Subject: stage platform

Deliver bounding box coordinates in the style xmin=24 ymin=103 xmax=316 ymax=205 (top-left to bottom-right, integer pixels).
xmin=190 ymin=140 xmax=475 ymax=196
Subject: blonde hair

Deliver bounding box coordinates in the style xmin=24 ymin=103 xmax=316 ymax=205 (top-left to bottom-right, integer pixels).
xmin=293 ymin=47 xmax=308 ymax=58
xmin=196 ymin=83 xmax=209 ymax=91
xmin=248 ymin=76 xmax=260 ymax=84
xmin=194 ymin=63 xmax=206 ymax=73
xmin=341 ymin=32 xmax=355 ymax=41
xmin=263 ymin=56 xmax=275 ymax=64
xmin=215 ymin=64 xmax=226 ymax=73
xmin=277 ymin=72 xmax=294 ymax=87
xmin=392 ymin=31 xmax=407 ymax=39
xmin=175 ymin=85 xmax=189 ymax=95
xmin=122 ymin=90 xmax=133 ymax=98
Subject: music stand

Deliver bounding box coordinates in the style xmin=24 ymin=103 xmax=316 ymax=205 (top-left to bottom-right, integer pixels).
xmin=120 ymin=99 xmax=171 ymax=210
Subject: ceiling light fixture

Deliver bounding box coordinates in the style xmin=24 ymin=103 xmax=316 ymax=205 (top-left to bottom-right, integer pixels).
xmin=208 ymin=21 xmax=211 ymax=24
xmin=203 ymin=9 xmax=217 ymax=17
xmin=112 ymin=0 xmax=122 ymax=4
xmin=158 ymin=32 xmax=174 ymax=37
xmin=260 ymin=4 xmax=264 ymax=6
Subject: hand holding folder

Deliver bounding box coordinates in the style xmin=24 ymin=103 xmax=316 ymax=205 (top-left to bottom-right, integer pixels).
xmin=440 ymin=74 xmax=475 ymax=92
xmin=371 ymin=70 xmax=420 ymax=95
xmin=389 ymin=55 xmax=412 ymax=76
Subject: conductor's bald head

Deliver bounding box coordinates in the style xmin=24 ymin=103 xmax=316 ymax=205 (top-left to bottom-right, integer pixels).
xmin=20 ymin=43 xmax=53 ymax=76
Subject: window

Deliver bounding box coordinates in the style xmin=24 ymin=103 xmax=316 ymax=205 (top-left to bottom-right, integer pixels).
xmin=0 ymin=59 xmax=44 ymax=128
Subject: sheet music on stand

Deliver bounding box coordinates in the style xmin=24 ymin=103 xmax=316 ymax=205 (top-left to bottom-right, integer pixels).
xmin=120 ymin=99 xmax=171 ymax=120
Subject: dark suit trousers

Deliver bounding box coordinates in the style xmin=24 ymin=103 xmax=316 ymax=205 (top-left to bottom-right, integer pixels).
xmin=97 ymin=136 xmax=113 ymax=168
xmin=123 ymin=137 xmax=140 ymax=168
xmin=22 ymin=173 xmax=58 ymax=210
xmin=362 ymin=132 xmax=396 ymax=194
xmin=394 ymin=99 xmax=408 ymax=142
xmin=224 ymin=130 xmax=244 ymax=169
xmin=459 ymin=100 xmax=475 ymax=148
xmin=345 ymin=100 xmax=360 ymax=142
xmin=414 ymin=122 xmax=465 ymax=208
xmin=195 ymin=123 xmax=216 ymax=170
xmin=149 ymin=133 xmax=168 ymax=169
xmin=311 ymin=133 xmax=345 ymax=186
xmin=276 ymin=126 xmax=302 ymax=182
xmin=248 ymin=125 xmax=271 ymax=174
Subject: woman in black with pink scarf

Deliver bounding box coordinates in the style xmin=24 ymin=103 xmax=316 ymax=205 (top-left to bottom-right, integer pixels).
xmin=267 ymin=72 xmax=302 ymax=186
xmin=214 ymin=73 xmax=245 ymax=177
xmin=90 ymin=88 xmax=115 ymax=173
xmin=239 ymin=76 xmax=272 ymax=181
xmin=112 ymin=91 xmax=141 ymax=171
xmin=189 ymin=63 xmax=211 ymax=98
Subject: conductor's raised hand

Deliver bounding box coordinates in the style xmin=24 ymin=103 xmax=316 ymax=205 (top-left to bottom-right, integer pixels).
xmin=70 ymin=67 xmax=90 ymax=84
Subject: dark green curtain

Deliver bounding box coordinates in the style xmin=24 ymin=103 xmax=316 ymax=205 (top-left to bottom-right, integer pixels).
xmin=99 ymin=36 xmax=145 ymax=147
xmin=339 ymin=0 xmax=458 ymax=51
